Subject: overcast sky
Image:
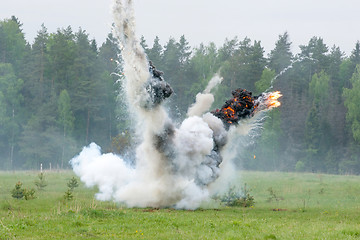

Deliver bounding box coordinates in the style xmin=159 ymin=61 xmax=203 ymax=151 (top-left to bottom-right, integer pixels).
xmin=1 ymin=0 xmax=359 ymax=56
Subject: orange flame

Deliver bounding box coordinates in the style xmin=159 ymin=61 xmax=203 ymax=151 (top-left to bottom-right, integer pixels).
xmin=267 ymin=91 xmax=282 ymax=108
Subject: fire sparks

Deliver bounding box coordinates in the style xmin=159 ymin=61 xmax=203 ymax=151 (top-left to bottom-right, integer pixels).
xmin=265 ymin=91 xmax=282 ymax=108
xmin=212 ymin=89 xmax=282 ymax=129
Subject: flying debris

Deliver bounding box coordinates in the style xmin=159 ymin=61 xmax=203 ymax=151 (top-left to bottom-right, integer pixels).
xmin=144 ymin=61 xmax=173 ymax=108
xmin=211 ymin=88 xmax=258 ymax=129
xmin=211 ymin=88 xmax=282 ymax=129
xmin=149 ymin=61 xmax=164 ymax=81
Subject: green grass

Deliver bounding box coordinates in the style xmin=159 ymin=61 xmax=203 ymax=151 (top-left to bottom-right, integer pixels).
xmin=0 ymin=171 xmax=359 ymax=239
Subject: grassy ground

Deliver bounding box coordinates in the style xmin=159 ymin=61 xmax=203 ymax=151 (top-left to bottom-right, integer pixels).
xmin=0 ymin=170 xmax=359 ymax=239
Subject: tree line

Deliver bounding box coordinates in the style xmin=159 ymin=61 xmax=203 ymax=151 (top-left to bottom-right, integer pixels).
xmin=1 ymin=16 xmax=360 ymax=174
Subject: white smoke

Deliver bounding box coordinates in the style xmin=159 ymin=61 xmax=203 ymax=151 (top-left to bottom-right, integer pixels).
xmin=70 ymin=0 xmax=273 ymax=209
xmin=71 ymin=143 xmax=135 ymax=201
xmin=204 ymin=74 xmax=223 ymax=94
xmin=187 ymin=74 xmax=223 ymax=117
xmin=70 ymin=0 xmax=222 ymax=209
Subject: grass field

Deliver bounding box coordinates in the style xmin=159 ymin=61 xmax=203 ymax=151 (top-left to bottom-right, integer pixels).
xmin=0 ymin=170 xmax=359 ymax=239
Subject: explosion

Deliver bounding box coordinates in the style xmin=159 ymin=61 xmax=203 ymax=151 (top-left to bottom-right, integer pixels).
xmin=265 ymin=91 xmax=282 ymax=108
xmin=70 ymin=0 xmax=282 ymax=209
xmin=211 ymin=89 xmax=282 ymax=129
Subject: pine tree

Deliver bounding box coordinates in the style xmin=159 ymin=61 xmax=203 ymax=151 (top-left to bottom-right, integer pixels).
xmin=47 ymin=26 xmax=76 ymax=92
xmin=221 ymin=37 xmax=265 ymax=91
xmin=343 ymin=65 xmax=360 ymax=144
xmin=58 ymin=89 xmax=75 ymax=168
xmin=218 ymin=37 xmax=238 ymax=63
xmin=148 ymin=36 xmax=163 ymax=67
xmin=98 ymin=33 xmax=122 ymax=140
xmin=268 ymin=32 xmax=292 ymax=74
xmin=0 ymin=16 xmax=27 ymax=72
xmin=299 ymin=37 xmax=329 ymax=73
xmin=350 ymin=41 xmax=360 ymax=66
xmin=140 ymin=35 xmax=149 ymax=55
xmin=177 ymin=35 xmax=192 ymax=66
xmin=23 ymin=24 xmax=50 ymax=112
xmin=0 ymin=63 xmax=23 ymax=169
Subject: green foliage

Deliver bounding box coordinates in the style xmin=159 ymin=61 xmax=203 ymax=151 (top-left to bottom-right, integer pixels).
xmin=255 ymin=68 xmax=276 ymax=94
xmin=266 ymin=187 xmax=284 ymax=202
xmin=1 ymin=15 xmax=360 ymax=172
xmin=58 ymin=89 xmax=74 ymax=136
xmin=343 ymin=65 xmax=360 ymax=143
xmin=11 ymin=181 xmax=24 ymax=199
xmin=220 ymin=37 xmax=266 ymax=91
xmin=67 ymin=177 xmax=79 ymax=191
xmin=350 ymin=41 xmax=360 ymax=65
xmin=2 ymin=171 xmax=360 ymax=239
xmin=0 ymin=63 xmax=23 ymax=169
xmin=63 ymin=189 xmax=74 ymax=201
xmin=147 ymin=36 xmax=163 ymax=67
xmin=299 ymin=36 xmax=329 ymax=71
xmin=217 ymin=184 xmax=255 ymax=207
xmin=305 ymin=104 xmax=321 ymax=169
xmin=295 ymin=160 xmax=305 ymax=172
xmin=268 ymin=32 xmax=292 ymax=74
xmin=0 ymin=22 xmax=122 ymax=168
xmin=246 ymin=109 xmax=283 ymax=171
xmin=0 ymin=17 xmax=27 ymax=71
xmin=309 ymin=70 xmax=330 ymax=104
xmin=10 ymin=181 xmax=36 ymax=200
xmin=58 ymin=89 xmax=75 ymax=168
xmin=64 ymin=177 xmax=79 ymax=200
xmin=186 ymin=42 xmax=220 ymax=108
xmin=34 ymin=172 xmax=47 ymax=190
xmin=23 ymin=188 xmax=36 ymax=200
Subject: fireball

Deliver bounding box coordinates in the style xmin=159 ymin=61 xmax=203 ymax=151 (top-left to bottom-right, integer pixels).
xmin=266 ymin=91 xmax=282 ymax=108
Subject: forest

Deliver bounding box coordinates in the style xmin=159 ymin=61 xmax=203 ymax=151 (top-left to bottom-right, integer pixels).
xmin=0 ymin=16 xmax=360 ymax=174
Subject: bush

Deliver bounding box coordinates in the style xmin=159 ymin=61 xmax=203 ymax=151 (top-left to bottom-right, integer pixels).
xmin=11 ymin=182 xmax=36 ymax=200
xmin=295 ymin=160 xmax=305 ymax=172
xmin=11 ymin=181 xmax=24 ymax=199
xmin=23 ymin=188 xmax=36 ymax=200
xmin=64 ymin=177 xmax=79 ymax=201
xmin=63 ymin=189 xmax=74 ymax=201
xmin=34 ymin=172 xmax=47 ymax=190
xmin=67 ymin=177 xmax=79 ymax=191
xmin=216 ymin=183 xmax=255 ymax=207
xmin=267 ymin=187 xmax=284 ymax=202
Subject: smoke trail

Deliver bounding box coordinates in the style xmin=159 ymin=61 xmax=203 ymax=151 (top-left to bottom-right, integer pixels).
xmin=70 ymin=0 xmax=281 ymax=209
xmin=266 ymin=56 xmax=318 ymax=92
xmin=187 ymin=74 xmax=223 ymax=117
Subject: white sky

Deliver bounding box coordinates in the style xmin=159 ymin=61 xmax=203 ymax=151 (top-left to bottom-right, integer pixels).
xmin=1 ymin=0 xmax=359 ymax=56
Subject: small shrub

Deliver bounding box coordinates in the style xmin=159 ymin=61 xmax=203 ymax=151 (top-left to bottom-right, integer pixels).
xmin=295 ymin=161 xmax=305 ymax=172
xmin=11 ymin=182 xmax=36 ymax=200
xmin=23 ymin=188 xmax=36 ymax=200
xmin=216 ymin=183 xmax=255 ymax=207
xmin=34 ymin=172 xmax=47 ymax=190
xmin=267 ymin=187 xmax=284 ymax=202
xmin=63 ymin=189 xmax=74 ymax=201
xmin=11 ymin=181 xmax=25 ymax=199
xmin=67 ymin=177 xmax=79 ymax=191
xmin=264 ymin=234 xmax=277 ymax=239
xmin=64 ymin=177 xmax=79 ymax=201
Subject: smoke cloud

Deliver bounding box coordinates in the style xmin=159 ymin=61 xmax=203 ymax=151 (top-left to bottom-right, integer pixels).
xmin=70 ymin=0 xmax=280 ymax=209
